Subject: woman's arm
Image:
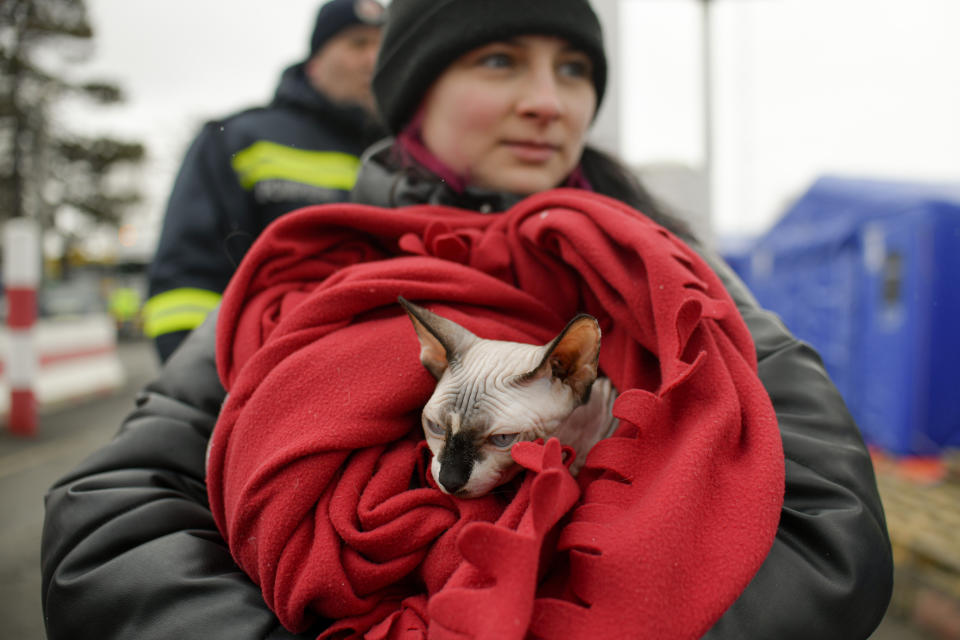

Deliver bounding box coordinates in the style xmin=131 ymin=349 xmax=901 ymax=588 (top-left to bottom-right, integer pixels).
xmin=700 ymin=249 xmax=894 ymax=639
xmin=41 ymin=312 xmax=320 ymax=640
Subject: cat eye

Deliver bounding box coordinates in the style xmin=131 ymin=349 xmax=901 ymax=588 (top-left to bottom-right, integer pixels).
xmin=488 ymin=433 xmax=519 ymax=449
xmin=424 ymin=419 xmax=445 ymax=437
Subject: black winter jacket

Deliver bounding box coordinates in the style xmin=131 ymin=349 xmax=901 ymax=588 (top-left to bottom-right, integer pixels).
xmin=146 ymin=62 xmax=384 ymax=361
xmin=42 ymin=147 xmax=893 ymax=639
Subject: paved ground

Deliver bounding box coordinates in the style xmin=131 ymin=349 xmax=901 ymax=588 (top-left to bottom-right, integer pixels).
xmin=0 ymin=338 xmax=159 ymax=640
xmin=0 ymin=338 xmax=936 ymax=639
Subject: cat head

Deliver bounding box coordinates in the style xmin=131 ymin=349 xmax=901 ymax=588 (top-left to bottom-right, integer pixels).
xmin=399 ymin=296 xmax=601 ymax=497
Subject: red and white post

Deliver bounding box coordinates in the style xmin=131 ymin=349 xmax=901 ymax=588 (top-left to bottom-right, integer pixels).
xmin=3 ymin=218 xmax=40 ymax=436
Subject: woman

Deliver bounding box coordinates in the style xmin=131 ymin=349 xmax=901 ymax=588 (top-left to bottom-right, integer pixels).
xmin=41 ymin=1 xmax=892 ymax=638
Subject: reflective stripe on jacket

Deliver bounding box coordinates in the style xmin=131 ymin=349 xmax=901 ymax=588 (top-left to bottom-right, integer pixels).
xmin=142 ymin=287 xmax=222 ymax=338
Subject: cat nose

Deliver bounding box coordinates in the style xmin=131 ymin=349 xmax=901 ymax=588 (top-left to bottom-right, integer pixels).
xmin=437 ymin=431 xmax=475 ymax=494
xmin=438 ymin=464 xmax=469 ymax=494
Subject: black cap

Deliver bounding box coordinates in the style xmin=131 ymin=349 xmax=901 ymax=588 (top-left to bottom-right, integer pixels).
xmin=372 ymin=0 xmax=607 ymax=134
xmin=310 ymin=0 xmax=387 ymax=56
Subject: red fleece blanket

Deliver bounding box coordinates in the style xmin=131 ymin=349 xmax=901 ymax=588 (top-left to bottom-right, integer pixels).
xmin=207 ymin=189 xmax=784 ymax=639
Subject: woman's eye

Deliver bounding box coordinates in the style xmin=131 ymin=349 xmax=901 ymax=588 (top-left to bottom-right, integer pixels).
xmin=488 ymin=433 xmax=519 ymax=449
xmin=425 ymin=420 xmax=445 ymax=437
xmin=558 ymin=60 xmax=591 ymax=79
xmin=478 ymin=53 xmax=513 ymax=69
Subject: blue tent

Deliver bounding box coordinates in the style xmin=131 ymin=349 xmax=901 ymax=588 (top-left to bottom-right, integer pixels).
xmin=743 ymin=176 xmax=960 ymax=455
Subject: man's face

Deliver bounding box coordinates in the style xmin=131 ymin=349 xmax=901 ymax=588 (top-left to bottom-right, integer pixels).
xmin=306 ymin=24 xmax=382 ymax=113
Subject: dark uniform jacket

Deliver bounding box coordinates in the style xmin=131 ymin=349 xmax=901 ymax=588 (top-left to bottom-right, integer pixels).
xmin=145 ymin=62 xmax=384 ymax=361
xmin=42 ymin=146 xmax=893 ymax=639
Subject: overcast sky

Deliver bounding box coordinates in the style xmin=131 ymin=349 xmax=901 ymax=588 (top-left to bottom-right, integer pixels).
xmin=61 ymin=0 xmax=960 ymax=254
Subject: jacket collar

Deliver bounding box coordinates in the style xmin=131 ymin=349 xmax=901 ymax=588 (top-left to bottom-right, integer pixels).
xmin=350 ymin=139 xmax=525 ymax=212
xmin=273 ymin=63 xmax=383 ymax=142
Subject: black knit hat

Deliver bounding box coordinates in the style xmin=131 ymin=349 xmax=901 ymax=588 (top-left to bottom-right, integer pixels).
xmin=310 ymin=0 xmax=387 ymax=56
xmin=372 ymin=0 xmax=607 ymax=134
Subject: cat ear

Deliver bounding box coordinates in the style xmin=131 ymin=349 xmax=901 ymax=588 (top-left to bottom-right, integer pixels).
xmin=399 ymin=296 xmax=478 ymax=380
xmin=528 ymin=314 xmax=601 ymax=402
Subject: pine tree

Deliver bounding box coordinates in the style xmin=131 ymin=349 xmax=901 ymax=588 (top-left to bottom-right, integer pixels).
xmin=0 ymin=0 xmax=145 ymax=237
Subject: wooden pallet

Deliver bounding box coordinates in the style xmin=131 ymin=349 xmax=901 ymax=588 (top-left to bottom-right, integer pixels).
xmin=876 ymin=470 xmax=960 ymax=600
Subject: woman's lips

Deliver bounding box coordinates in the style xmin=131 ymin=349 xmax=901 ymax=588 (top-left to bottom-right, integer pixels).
xmin=502 ymin=140 xmax=560 ymax=163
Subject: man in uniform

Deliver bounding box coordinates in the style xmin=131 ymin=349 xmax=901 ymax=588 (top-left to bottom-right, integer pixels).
xmin=145 ymin=0 xmax=386 ymax=361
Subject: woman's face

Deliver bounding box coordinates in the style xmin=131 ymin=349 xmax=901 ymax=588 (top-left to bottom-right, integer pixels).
xmin=420 ymin=35 xmax=597 ymax=195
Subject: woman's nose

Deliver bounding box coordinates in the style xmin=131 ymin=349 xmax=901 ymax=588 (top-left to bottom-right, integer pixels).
xmin=517 ymin=67 xmax=563 ymax=122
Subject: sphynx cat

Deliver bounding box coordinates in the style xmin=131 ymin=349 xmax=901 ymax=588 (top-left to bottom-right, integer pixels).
xmin=400 ymin=297 xmax=619 ymax=498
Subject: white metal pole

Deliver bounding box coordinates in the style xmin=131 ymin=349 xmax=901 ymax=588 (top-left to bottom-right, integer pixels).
xmin=700 ymin=0 xmax=714 ymax=225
